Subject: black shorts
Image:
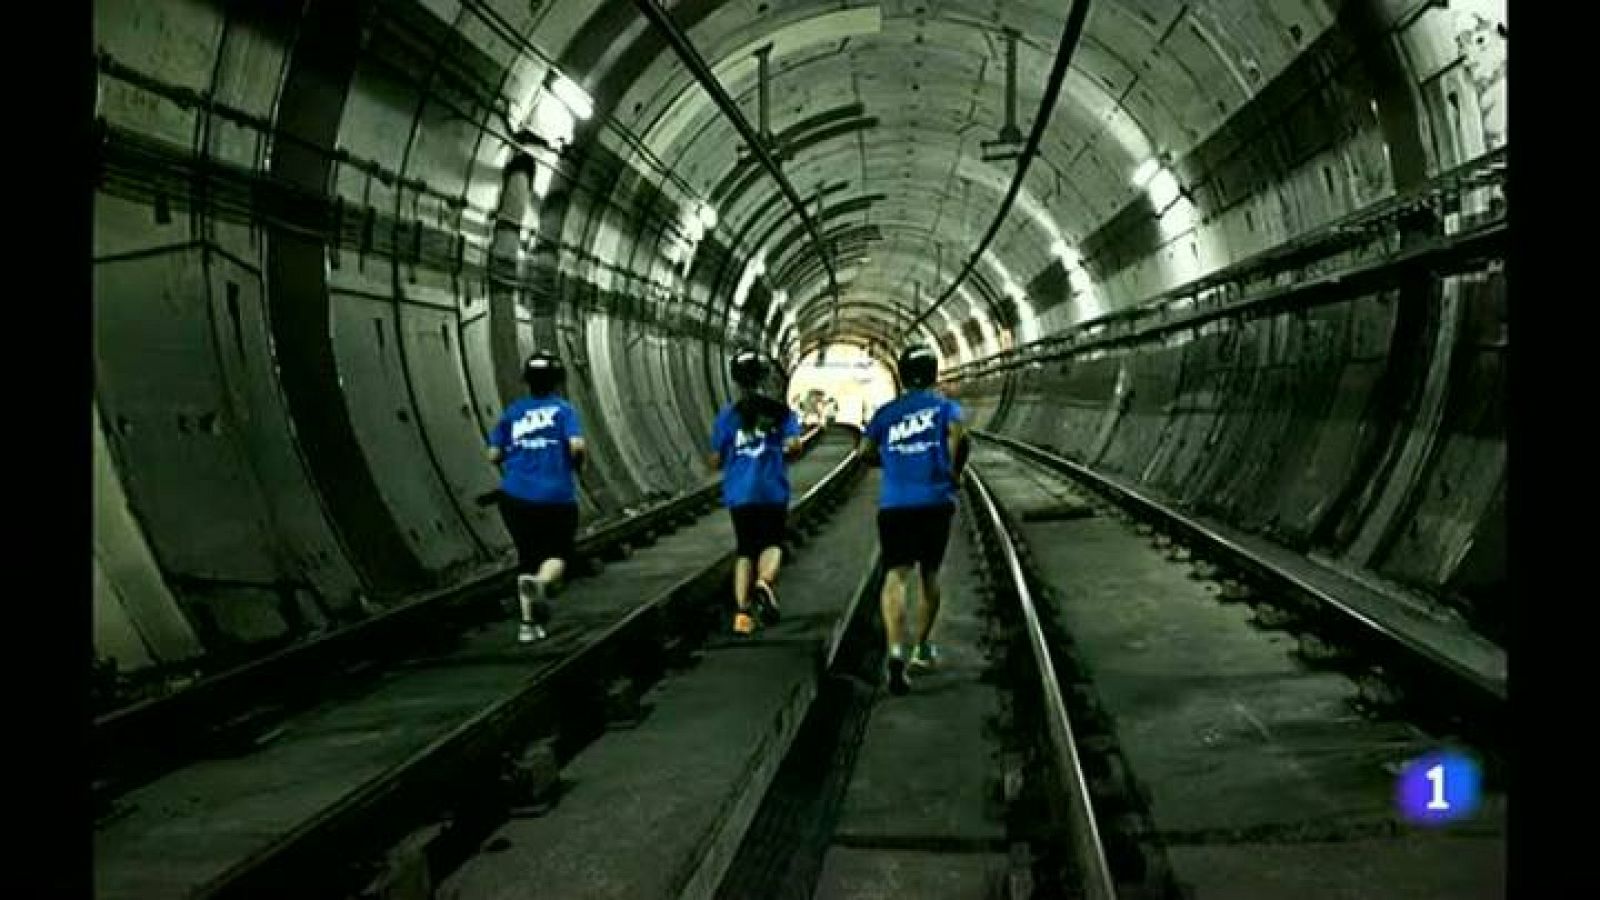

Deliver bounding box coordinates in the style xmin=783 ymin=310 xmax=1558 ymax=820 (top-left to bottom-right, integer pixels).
xmin=498 ymin=497 xmax=578 ymax=573
xmin=878 ymin=504 xmax=955 ymax=571
xmin=730 ymin=504 xmax=788 ymax=558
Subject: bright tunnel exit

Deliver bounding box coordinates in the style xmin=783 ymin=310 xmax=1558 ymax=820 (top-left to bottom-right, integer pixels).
xmin=787 ymin=345 xmax=897 ymax=429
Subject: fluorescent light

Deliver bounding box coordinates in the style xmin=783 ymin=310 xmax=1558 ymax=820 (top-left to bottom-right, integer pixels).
xmin=1132 ymin=158 xmax=1161 ymax=188
xmin=550 ymin=73 xmax=593 ymax=121
xmin=531 ymin=93 xmax=576 ymax=148
xmin=733 ymin=252 xmax=765 ymax=309
xmin=1051 ymin=240 xmax=1081 ymax=269
xmin=1147 ymin=168 xmax=1181 ymax=210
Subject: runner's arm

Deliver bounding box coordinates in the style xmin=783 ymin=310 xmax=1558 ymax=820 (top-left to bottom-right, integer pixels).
xmin=859 ymin=436 xmax=881 ymax=467
xmin=949 ymin=421 xmax=969 ymax=483
xmin=568 ymin=436 xmax=587 ymax=473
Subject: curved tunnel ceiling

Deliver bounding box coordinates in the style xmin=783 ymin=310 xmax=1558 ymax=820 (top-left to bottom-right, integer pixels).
xmin=582 ymin=0 xmax=1332 ymax=361
xmin=90 ymin=0 xmax=1507 ymax=669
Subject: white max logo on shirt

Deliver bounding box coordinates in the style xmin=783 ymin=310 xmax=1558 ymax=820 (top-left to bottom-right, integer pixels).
xmin=733 ymin=428 xmax=769 ymax=458
xmin=511 ymin=407 xmax=560 ymax=449
xmin=886 ymin=408 xmax=939 ymax=445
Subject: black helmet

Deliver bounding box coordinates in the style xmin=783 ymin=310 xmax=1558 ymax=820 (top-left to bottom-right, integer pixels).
xmin=897 ymin=344 xmax=939 ymax=389
xmin=523 ymin=350 xmax=565 ymax=394
xmin=729 ymin=348 xmax=767 ymax=390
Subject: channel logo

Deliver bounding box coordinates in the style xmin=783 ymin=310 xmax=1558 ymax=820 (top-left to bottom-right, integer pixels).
xmin=1395 ymin=751 xmax=1481 ymax=825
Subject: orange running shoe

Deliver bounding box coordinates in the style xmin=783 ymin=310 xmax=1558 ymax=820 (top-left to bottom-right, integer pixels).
xmin=733 ymin=609 xmax=756 ymax=635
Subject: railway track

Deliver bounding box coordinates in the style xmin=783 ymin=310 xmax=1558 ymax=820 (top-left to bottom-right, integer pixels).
xmin=702 ymin=434 xmax=1502 ymax=900
xmin=93 ymin=426 xmax=829 ymax=799
xmin=93 ymin=428 xmax=859 ymax=900
xmin=705 ymin=448 xmax=1116 ymax=900
xmin=975 ymin=430 xmax=1506 ymax=751
xmin=95 ymin=428 xmax=1506 ymax=900
xmin=964 ymin=438 xmax=1506 ymax=899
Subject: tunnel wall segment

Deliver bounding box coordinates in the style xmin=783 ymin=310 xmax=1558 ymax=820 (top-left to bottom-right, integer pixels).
xmin=955 ymin=263 xmax=1505 ymax=642
xmin=91 ymin=0 xmax=768 ymax=674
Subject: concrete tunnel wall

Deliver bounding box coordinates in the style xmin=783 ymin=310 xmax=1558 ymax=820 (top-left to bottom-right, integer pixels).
xmin=950 ymin=0 xmax=1506 ymax=642
xmin=91 ymin=0 xmax=776 ymax=673
xmin=91 ymin=0 xmax=1506 ymax=676
xmin=953 ymin=270 xmax=1505 ymax=642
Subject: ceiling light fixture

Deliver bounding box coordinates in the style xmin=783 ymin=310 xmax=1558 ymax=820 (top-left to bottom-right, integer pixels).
xmin=549 ymin=73 xmax=594 ymax=121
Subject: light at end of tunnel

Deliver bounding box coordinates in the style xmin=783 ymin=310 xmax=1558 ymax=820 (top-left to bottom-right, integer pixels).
xmin=1132 ymin=158 xmax=1161 ymax=189
xmin=550 ymin=73 xmax=594 ymax=121
xmin=790 ymin=344 xmax=897 ymax=428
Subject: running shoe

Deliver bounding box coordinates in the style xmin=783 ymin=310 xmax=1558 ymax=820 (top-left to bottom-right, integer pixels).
xmin=886 ymin=652 xmax=912 ymax=695
xmin=519 ymin=575 xmax=553 ymax=626
xmin=518 ymin=621 xmax=546 ymax=643
xmin=754 ymin=580 xmax=782 ymax=625
xmin=733 ymin=609 xmax=756 ymax=635
xmin=910 ymin=642 xmax=940 ymax=670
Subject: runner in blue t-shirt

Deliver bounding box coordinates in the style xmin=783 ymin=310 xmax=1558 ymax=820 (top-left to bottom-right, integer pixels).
xmin=860 ymin=345 xmax=969 ymax=694
xmin=486 ymin=351 xmax=587 ymax=644
xmin=710 ymin=349 xmax=804 ymax=636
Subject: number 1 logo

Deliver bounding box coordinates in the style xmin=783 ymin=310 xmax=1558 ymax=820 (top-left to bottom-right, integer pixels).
xmin=1425 ymin=764 xmax=1450 ymax=811
xmin=1398 ymin=752 xmax=1480 ymax=824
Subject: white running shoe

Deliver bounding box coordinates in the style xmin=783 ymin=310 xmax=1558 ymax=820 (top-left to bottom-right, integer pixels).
xmin=886 ymin=647 xmax=912 ymax=695
xmin=754 ymin=580 xmax=781 ymax=625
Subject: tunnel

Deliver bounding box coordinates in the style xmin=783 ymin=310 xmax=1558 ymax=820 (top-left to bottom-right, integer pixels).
xmin=90 ymin=1 xmax=1508 ymax=898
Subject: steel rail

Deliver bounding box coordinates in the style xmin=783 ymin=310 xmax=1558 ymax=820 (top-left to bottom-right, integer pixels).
xmin=979 ymin=431 xmax=1506 ymax=707
xmin=967 ymin=465 xmax=1119 ymax=900
xmin=191 ymin=438 xmax=863 ymax=899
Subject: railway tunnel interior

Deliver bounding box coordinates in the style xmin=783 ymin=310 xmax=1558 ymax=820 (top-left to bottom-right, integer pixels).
xmin=91 ymin=0 xmax=1506 ymax=708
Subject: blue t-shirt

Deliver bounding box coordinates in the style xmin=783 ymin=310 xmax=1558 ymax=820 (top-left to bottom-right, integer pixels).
xmin=711 ymin=403 xmax=801 ymax=508
xmin=865 ymin=390 xmax=964 ymax=510
xmin=488 ymin=396 xmax=583 ymax=505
